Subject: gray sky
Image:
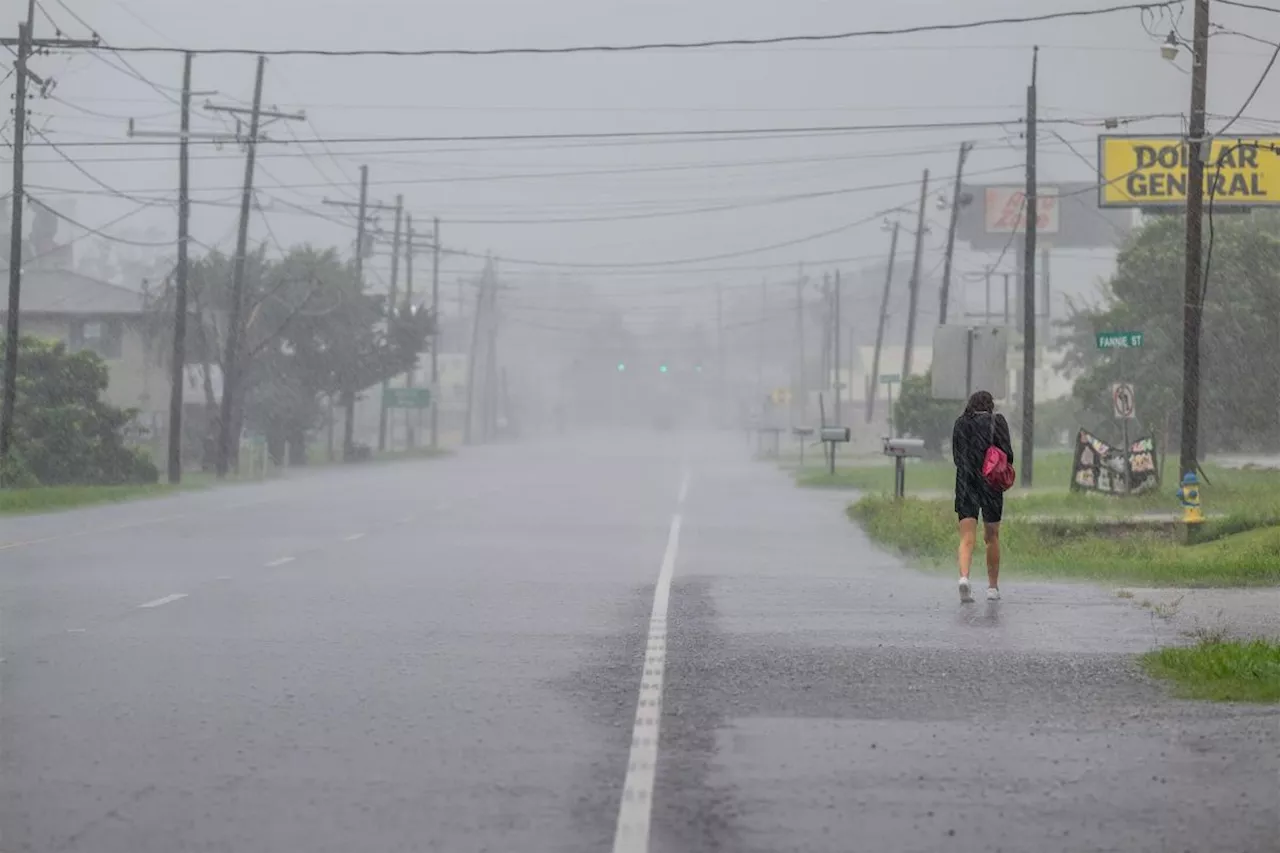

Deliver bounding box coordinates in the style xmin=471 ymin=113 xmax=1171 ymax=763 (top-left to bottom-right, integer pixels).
xmin=8 ymin=0 xmax=1279 ymax=324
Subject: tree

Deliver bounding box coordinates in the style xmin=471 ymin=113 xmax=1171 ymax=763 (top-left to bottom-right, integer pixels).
xmin=894 ymin=371 xmax=956 ymax=458
xmin=1057 ymin=212 xmax=1280 ymax=454
xmin=0 ymin=337 xmax=159 ymax=487
xmin=148 ymin=243 xmax=433 ymax=466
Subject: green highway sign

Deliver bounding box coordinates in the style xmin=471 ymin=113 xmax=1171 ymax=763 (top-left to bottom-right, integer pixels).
xmin=1096 ymin=331 xmax=1144 ymax=350
xmin=383 ymin=387 xmax=431 ymax=409
xmin=879 ymin=373 xmax=901 ymax=385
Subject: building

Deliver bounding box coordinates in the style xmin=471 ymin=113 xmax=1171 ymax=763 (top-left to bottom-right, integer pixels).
xmin=0 ymin=268 xmax=171 ymax=428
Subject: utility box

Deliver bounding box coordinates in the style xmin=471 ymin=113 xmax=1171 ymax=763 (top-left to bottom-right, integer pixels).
xmin=931 ymin=325 xmax=1009 ymax=401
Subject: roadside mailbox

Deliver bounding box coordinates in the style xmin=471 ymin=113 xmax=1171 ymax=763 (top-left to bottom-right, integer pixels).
xmin=883 ymin=437 xmax=926 ymax=499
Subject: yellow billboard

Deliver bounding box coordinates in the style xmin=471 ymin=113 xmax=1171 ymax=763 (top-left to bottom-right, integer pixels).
xmin=1098 ymin=135 xmax=1280 ymax=208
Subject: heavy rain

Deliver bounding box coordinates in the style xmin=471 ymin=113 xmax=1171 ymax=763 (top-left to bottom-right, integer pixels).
xmin=1 ymin=1 xmax=1277 ymax=851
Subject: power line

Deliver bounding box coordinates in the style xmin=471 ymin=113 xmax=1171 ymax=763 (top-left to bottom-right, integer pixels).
xmin=67 ymin=3 xmax=1177 ymax=56
xmin=25 ymin=193 xmax=173 ymax=246
xmin=1217 ymin=42 xmax=1280 ymax=134
xmin=1216 ymin=0 xmax=1280 ymax=12
xmin=21 ymin=114 xmax=1168 ymax=150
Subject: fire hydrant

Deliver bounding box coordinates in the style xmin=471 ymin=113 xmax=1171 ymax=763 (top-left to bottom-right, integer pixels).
xmin=1177 ymin=471 xmax=1204 ymax=524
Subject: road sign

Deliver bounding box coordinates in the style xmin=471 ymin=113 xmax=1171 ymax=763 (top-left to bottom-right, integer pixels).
xmin=770 ymin=388 xmax=791 ymax=405
xmin=879 ymin=373 xmax=901 ymax=385
xmin=383 ymin=387 xmax=431 ymax=409
xmin=1096 ymin=331 xmax=1144 ymax=350
xmin=1112 ymin=383 xmax=1136 ymax=420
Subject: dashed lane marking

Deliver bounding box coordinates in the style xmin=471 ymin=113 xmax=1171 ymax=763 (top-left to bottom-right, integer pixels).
xmin=137 ymin=593 xmax=188 ymax=609
xmin=611 ymin=469 xmax=688 ymax=853
xmin=343 ymin=533 xmax=366 ymax=542
xmin=264 ymin=557 xmax=296 ymax=568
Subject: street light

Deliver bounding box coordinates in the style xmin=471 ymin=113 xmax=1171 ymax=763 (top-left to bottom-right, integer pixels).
xmin=1161 ymin=31 xmax=1180 ymax=62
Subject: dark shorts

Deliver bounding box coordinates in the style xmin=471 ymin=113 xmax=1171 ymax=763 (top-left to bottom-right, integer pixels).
xmin=955 ymin=475 xmax=1003 ymax=523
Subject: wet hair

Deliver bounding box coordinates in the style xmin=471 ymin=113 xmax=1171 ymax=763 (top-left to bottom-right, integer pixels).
xmin=964 ymin=390 xmax=995 ymax=416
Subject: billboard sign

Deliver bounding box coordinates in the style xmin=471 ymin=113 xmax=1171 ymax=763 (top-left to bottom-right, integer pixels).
xmin=983 ymin=186 xmax=1060 ymax=234
xmin=957 ymin=182 xmax=1131 ymax=250
xmin=1098 ymin=135 xmax=1280 ymax=208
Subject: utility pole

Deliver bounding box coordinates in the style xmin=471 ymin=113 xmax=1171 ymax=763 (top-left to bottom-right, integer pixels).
xmin=833 ymin=269 xmax=842 ymax=426
xmin=430 ymin=217 xmax=441 ymax=450
xmin=902 ymin=169 xmax=929 ymax=379
xmin=208 ymin=58 xmax=304 ymax=477
xmin=216 ymin=55 xmax=267 ymax=479
xmin=939 ymin=142 xmax=973 ymax=327
xmin=716 ymin=282 xmax=725 ymax=425
xmin=321 ymin=175 xmax=402 ymax=460
xmin=793 ymin=266 xmax=808 ymax=425
xmin=756 ymin=279 xmax=766 ymax=401
xmin=377 ymin=195 xmax=403 ymax=452
xmin=1021 ymin=47 xmax=1040 ymax=488
xmin=403 ymin=214 xmax=416 ymax=448
xmin=167 ymin=52 xmax=194 ymax=484
xmin=127 ymin=66 xmax=232 ymax=482
xmin=346 ymin=166 xmax=369 ymax=460
xmin=1180 ymin=0 xmax=1211 ymax=480
xmin=867 ymin=222 xmax=900 ymax=424
xmin=1 ymin=7 xmax=96 ymax=469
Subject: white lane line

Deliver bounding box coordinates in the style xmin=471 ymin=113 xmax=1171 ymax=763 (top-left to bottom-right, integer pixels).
xmin=264 ymin=557 xmax=295 ymax=568
xmin=137 ymin=593 xmax=188 ymax=609
xmin=677 ymin=469 xmax=691 ymax=506
xmin=343 ymin=533 xmax=365 ymax=542
xmin=612 ymin=474 xmax=688 ymax=853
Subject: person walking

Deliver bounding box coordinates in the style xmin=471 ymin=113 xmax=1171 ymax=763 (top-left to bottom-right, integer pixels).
xmin=952 ymin=390 xmax=1014 ymax=603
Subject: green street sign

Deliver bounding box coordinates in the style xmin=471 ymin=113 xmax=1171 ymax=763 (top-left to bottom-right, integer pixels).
xmin=1096 ymin=331 xmax=1144 ymax=350
xmin=879 ymin=373 xmax=901 ymax=385
xmin=383 ymin=387 xmax=431 ymax=409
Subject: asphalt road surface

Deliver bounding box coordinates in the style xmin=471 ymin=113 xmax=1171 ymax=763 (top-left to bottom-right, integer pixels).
xmin=1 ymin=433 xmax=1276 ymax=853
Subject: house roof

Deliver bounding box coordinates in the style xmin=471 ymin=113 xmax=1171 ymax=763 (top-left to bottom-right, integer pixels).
xmin=0 ymin=268 xmax=147 ymax=316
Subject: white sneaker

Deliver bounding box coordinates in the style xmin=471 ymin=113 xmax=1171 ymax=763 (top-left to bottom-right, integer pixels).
xmin=987 ymin=587 xmax=1001 ymax=601
xmin=959 ymin=577 xmax=974 ymax=603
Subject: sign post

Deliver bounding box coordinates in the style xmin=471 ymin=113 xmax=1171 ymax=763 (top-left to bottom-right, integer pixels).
xmin=880 ymin=374 xmax=900 ymax=437
xmin=1098 ymin=330 xmax=1142 ymax=494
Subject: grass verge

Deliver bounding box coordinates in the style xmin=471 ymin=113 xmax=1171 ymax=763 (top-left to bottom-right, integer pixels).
xmin=797 ymin=452 xmax=1078 ymax=493
xmin=0 ymin=482 xmax=207 ymax=516
xmin=1141 ymin=639 xmax=1280 ymax=703
xmin=848 ymin=496 xmax=1280 ymax=587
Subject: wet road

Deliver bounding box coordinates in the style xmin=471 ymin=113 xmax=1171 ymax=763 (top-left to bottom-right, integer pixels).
xmin=1 ymin=433 xmax=1276 ymax=853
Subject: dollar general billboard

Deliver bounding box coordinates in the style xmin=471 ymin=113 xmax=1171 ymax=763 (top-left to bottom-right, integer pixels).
xmin=1098 ymin=135 xmax=1280 ymax=208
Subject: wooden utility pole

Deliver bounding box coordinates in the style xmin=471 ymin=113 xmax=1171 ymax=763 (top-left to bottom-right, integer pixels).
xmin=1021 ymin=48 xmax=1040 ymax=488
xmin=902 ymin=170 xmax=929 ymax=380
xmin=377 ymin=195 xmax=404 ymax=452
xmin=0 ymin=7 xmax=96 ymax=469
xmin=939 ymin=142 xmax=973 ymax=327
xmin=216 ymin=55 xmax=267 ymax=478
xmin=430 ymin=217 xmax=441 ymax=450
xmin=167 ymin=52 xmax=193 ymax=484
xmin=833 ymin=270 xmax=842 ymax=426
xmin=346 ymin=166 xmax=370 ymax=460
xmin=867 ymin=223 xmax=900 ymax=424
xmin=793 ymin=267 xmax=808 ymax=425
xmin=1180 ymin=0 xmax=1211 ymax=479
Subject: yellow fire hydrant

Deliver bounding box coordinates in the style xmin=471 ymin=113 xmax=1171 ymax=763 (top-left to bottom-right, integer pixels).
xmin=1177 ymin=471 xmax=1204 ymax=524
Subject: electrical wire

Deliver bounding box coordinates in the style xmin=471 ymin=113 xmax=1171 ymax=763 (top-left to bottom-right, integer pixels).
xmin=81 ymin=3 xmax=1178 ymax=56
xmin=23 ymin=114 xmax=1171 ymax=149
xmin=20 ymin=199 xmax=156 ymax=263
xmin=24 ymin=193 xmax=173 ymax=246
xmin=1216 ymin=0 xmax=1280 ymax=13
xmin=1217 ymin=44 xmax=1280 ymax=135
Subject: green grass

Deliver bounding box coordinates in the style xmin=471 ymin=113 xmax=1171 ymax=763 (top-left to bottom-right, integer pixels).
xmin=0 ymin=482 xmax=205 ymax=515
xmin=1142 ymin=639 xmax=1280 ymax=703
xmin=796 ymin=452 xmax=1079 ymax=493
xmin=848 ymin=495 xmax=1280 ymax=587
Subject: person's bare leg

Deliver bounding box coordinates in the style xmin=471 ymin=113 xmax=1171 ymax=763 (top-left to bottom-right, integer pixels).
xmin=984 ymin=522 xmax=1001 ymax=590
xmin=958 ymin=518 xmax=978 ymax=579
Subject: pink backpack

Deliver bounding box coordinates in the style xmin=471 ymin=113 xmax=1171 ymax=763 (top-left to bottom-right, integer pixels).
xmin=982 ymin=413 xmax=1016 ymax=492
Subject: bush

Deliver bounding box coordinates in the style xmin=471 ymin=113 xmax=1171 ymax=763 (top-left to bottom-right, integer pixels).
xmin=0 ymin=337 xmax=161 ymax=487
xmin=894 ymin=371 xmax=957 ymax=458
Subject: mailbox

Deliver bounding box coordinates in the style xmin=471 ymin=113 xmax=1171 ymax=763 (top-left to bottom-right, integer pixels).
xmin=820 ymin=426 xmax=851 ymax=443
xmin=882 ymin=437 xmax=926 ymax=458
xmin=792 ymin=426 xmax=815 ymax=438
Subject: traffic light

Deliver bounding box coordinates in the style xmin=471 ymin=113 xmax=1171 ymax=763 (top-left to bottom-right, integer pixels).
xmin=617 ymin=362 xmax=626 ymax=372
xmin=659 ymin=364 xmax=669 ymax=373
